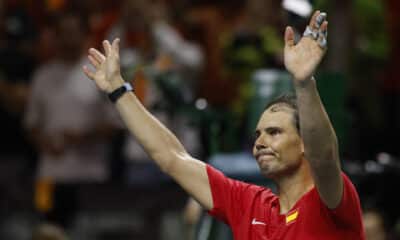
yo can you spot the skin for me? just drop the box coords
[253,105,314,213]
[285,11,342,210]
[253,106,304,179]
[363,211,386,240]
[83,10,342,213]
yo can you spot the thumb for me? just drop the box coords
[284,26,295,48]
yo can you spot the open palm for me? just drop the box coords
[284,11,328,81]
[83,39,124,93]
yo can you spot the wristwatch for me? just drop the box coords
[108,82,133,103]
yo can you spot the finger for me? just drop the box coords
[284,26,295,48]
[315,12,327,29]
[317,21,328,49]
[303,26,318,39]
[309,10,321,29]
[83,65,95,80]
[304,11,326,40]
[320,20,328,36]
[112,38,120,55]
[89,48,105,62]
[88,55,100,68]
[103,40,112,57]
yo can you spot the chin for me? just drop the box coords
[258,163,285,179]
[258,165,275,178]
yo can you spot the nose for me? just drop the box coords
[254,135,267,151]
[255,143,266,151]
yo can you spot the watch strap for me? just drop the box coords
[108,82,133,103]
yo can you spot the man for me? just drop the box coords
[83,11,365,239]
[25,12,120,227]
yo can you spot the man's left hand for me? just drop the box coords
[284,11,328,82]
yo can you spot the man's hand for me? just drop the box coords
[83,39,124,93]
[284,11,328,82]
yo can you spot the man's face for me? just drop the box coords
[252,104,304,178]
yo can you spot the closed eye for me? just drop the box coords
[254,130,261,140]
[266,127,282,136]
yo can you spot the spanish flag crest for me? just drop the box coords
[285,209,299,225]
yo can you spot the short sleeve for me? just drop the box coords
[206,165,264,225]
[328,173,364,229]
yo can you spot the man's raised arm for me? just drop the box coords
[284,11,342,209]
[83,39,213,210]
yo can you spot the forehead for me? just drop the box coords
[256,105,296,130]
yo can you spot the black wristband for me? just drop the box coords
[108,82,133,103]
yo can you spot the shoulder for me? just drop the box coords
[206,164,274,200]
[206,164,276,224]
[305,172,363,229]
[306,172,360,205]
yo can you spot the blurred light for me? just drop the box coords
[282,0,313,18]
[195,98,207,110]
[365,160,384,173]
[377,152,391,165]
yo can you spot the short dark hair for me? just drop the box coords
[265,93,300,134]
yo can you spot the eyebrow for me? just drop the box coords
[254,126,282,135]
[269,105,282,112]
[269,104,293,113]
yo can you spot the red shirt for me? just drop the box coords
[207,165,365,240]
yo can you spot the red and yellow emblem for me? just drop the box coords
[285,209,299,225]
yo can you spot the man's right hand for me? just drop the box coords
[83,39,124,93]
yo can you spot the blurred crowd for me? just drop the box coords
[0,0,400,240]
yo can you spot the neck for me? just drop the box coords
[275,159,313,214]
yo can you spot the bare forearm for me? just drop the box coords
[294,77,339,168]
[115,91,215,208]
[114,84,188,172]
[295,77,344,208]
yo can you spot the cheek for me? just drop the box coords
[288,143,303,160]
[278,138,302,159]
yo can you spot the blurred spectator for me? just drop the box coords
[107,0,203,86]
[106,0,203,167]
[104,1,205,239]
[222,0,285,111]
[210,0,287,151]
[85,0,121,50]
[24,12,121,228]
